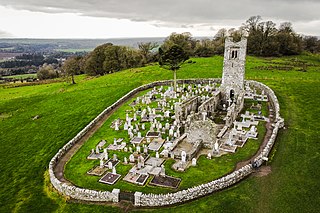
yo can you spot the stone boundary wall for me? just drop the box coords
[49,78,283,206]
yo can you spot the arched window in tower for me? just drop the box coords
[230,89,235,102]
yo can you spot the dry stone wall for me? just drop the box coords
[49,78,283,206]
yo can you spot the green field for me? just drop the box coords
[0,55,319,212]
[54,48,94,53]
[2,73,37,79]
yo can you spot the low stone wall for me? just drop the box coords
[49,78,283,206]
[135,164,253,206]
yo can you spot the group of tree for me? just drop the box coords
[61,42,158,83]
[60,16,320,84]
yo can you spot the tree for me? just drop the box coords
[159,44,189,91]
[162,32,196,56]
[37,63,57,80]
[138,42,158,64]
[62,56,82,84]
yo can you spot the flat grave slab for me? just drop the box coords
[149,175,181,188]
[146,131,161,138]
[145,157,165,167]
[172,160,188,171]
[106,142,126,151]
[130,137,144,145]
[99,172,121,185]
[104,159,120,167]
[87,152,103,160]
[220,144,237,153]
[148,138,165,151]
[87,165,108,176]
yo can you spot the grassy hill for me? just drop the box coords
[0,55,319,212]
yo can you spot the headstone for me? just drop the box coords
[104,150,108,160]
[115,121,119,131]
[113,138,117,145]
[133,113,137,121]
[95,146,100,154]
[112,166,116,174]
[138,132,142,138]
[113,154,117,161]
[192,158,197,166]
[100,159,104,168]
[141,124,145,130]
[129,154,135,163]
[124,157,128,164]
[124,122,128,130]
[91,148,94,154]
[170,152,175,159]
[108,161,113,169]
[124,147,128,152]
[156,152,160,159]
[144,147,148,154]
[181,151,186,162]
[136,146,141,153]
[207,152,212,159]
[129,147,133,153]
[169,129,174,136]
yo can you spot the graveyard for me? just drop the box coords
[1,53,319,212]
[62,38,274,196]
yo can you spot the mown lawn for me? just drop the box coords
[0,54,319,212]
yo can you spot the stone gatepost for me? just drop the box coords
[112,188,120,202]
[134,191,142,206]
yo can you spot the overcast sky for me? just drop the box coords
[0,0,319,38]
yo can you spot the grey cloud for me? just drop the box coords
[0,29,12,37]
[1,0,320,28]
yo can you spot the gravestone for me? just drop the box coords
[108,161,113,169]
[192,158,197,166]
[129,154,135,163]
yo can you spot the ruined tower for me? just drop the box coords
[220,37,247,104]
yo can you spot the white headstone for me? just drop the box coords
[112,166,116,174]
[136,146,141,153]
[192,158,197,166]
[156,152,160,159]
[95,146,100,154]
[124,157,128,164]
[181,151,186,162]
[129,147,133,153]
[113,154,117,161]
[108,161,113,169]
[100,159,104,168]
[207,152,212,159]
[129,154,135,163]
[115,121,119,131]
[124,122,128,130]
[138,132,142,138]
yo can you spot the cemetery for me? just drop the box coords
[49,37,284,206]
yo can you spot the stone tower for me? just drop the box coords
[220,37,247,104]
